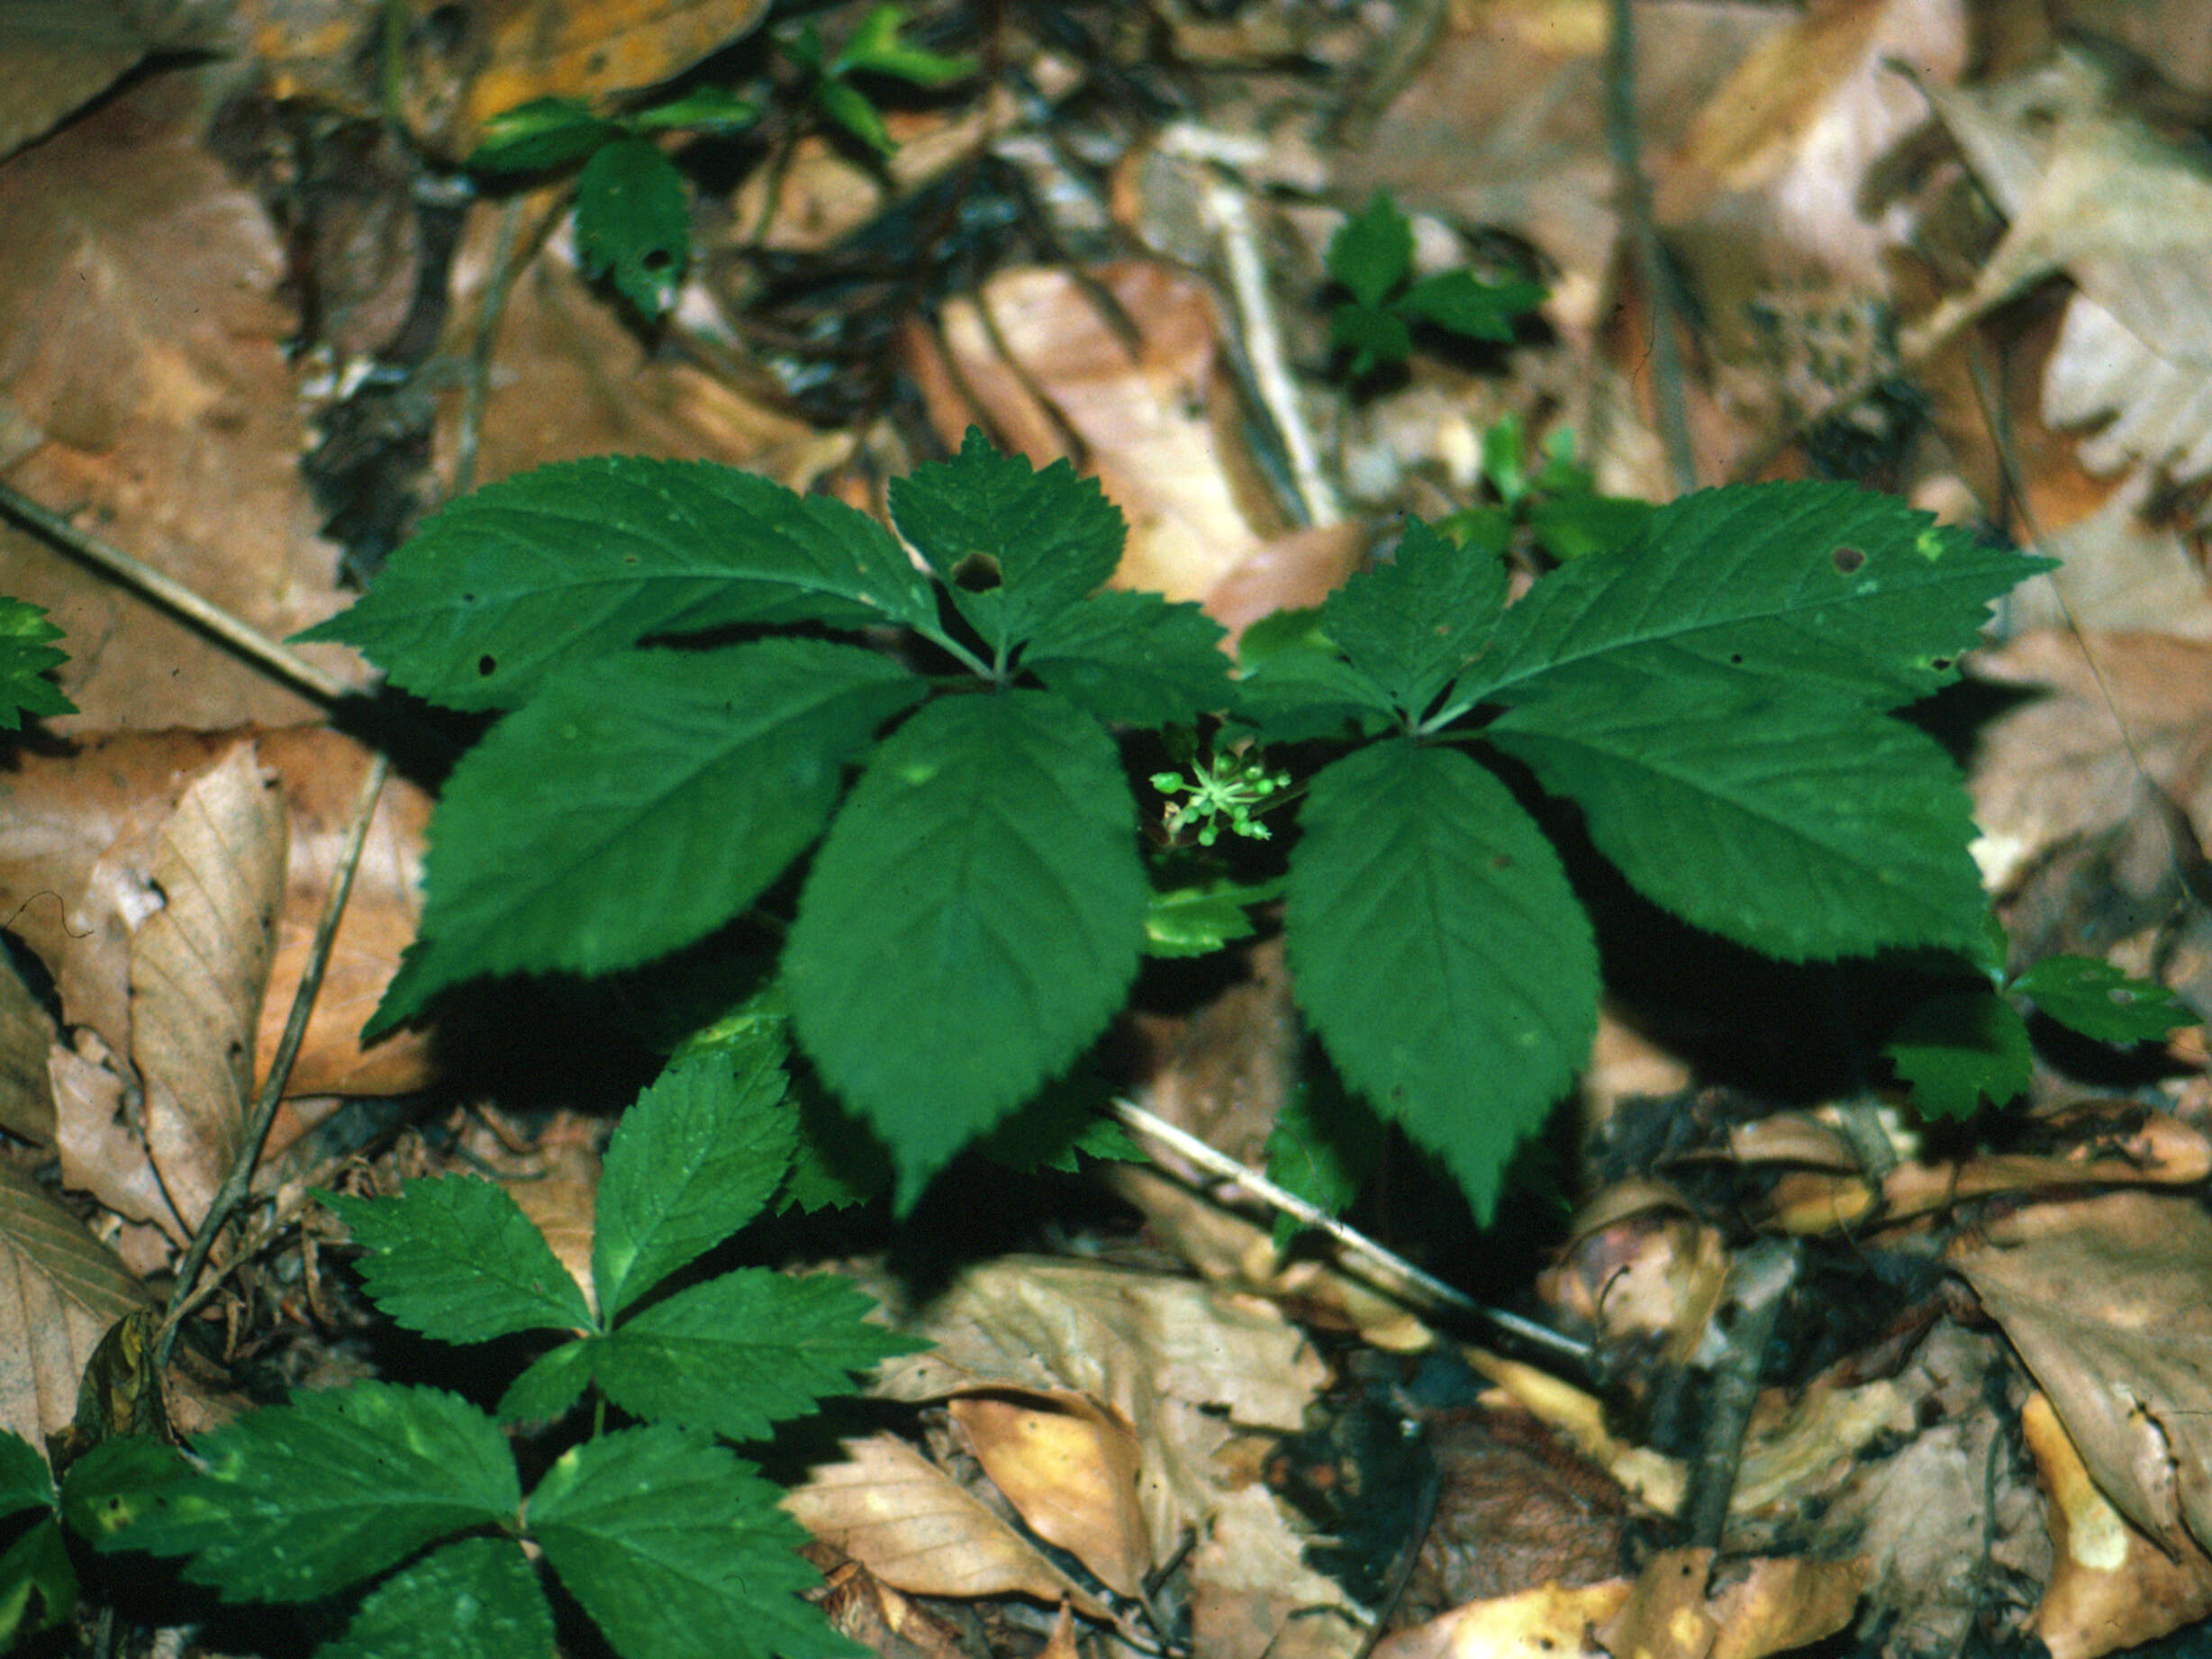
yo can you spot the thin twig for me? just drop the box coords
[157,749,391,1367]
[0,484,356,705]
[1603,0,1699,496]
[452,193,531,500]
[1110,1096,1592,1367]
[1677,1237,1797,1546]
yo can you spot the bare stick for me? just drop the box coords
[0,484,356,705]
[1110,1095,1591,1366]
[158,749,390,1365]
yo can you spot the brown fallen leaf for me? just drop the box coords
[0,1158,151,1461]
[782,1431,1108,1616]
[133,741,286,1235]
[2024,1389,2212,1659]
[948,1390,1151,1600]
[1950,1189,2212,1558]
[1373,1579,1627,1659]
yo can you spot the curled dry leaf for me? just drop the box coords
[1373,1579,1627,1659]
[0,1158,151,1460]
[132,741,286,1235]
[781,1430,1107,1617]
[947,1390,1151,1600]
[1950,1190,2212,1559]
[2024,1390,2212,1659]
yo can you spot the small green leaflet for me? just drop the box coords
[295,457,936,710]
[1320,517,1505,720]
[370,639,922,1030]
[0,1506,74,1649]
[1328,192,1413,310]
[467,96,620,173]
[0,597,73,730]
[321,1177,593,1343]
[2013,955,2196,1043]
[1396,269,1545,342]
[784,691,1147,1208]
[1460,482,2055,713]
[1263,1074,1385,1252]
[103,1384,518,1602]
[319,1536,554,1659]
[1489,662,1991,960]
[0,1432,48,1518]
[1886,990,2033,1120]
[528,1427,855,1659]
[1285,740,1599,1223]
[889,429,1126,652]
[576,138,690,318]
[1145,875,1285,956]
[593,1039,796,1322]
[519,1272,920,1443]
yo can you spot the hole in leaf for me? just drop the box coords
[1930,657,1953,671]
[642,248,674,271]
[1492,853,1513,870]
[952,552,1002,591]
[1832,545,1865,573]
[477,655,496,677]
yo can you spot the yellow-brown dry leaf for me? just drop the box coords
[781,1431,1107,1616]
[2024,1390,2212,1659]
[1706,1555,1867,1659]
[0,68,365,732]
[0,727,433,1107]
[1951,1190,2212,1557]
[0,1159,151,1462]
[948,1391,1150,1600]
[875,1256,1324,1560]
[132,742,286,1234]
[1374,1579,1628,1659]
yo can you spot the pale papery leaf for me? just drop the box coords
[131,743,286,1232]
[1951,1190,2212,1557]
[780,1432,1105,1614]
[0,1160,152,1459]
[948,1392,1151,1598]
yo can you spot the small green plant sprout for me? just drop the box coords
[467,86,763,319]
[0,595,74,728]
[54,1018,914,1659]
[1886,938,2200,1120]
[1436,414,1654,565]
[1152,734,1292,847]
[1325,191,1546,380]
[299,429,2051,1223]
[783,3,977,158]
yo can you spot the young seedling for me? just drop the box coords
[1325,191,1546,380]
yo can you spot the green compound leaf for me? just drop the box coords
[889,431,1126,651]
[0,1514,74,1649]
[576,137,690,318]
[467,96,618,173]
[105,1384,518,1603]
[373,640,922,1029]
[1321,518,1505,719]
[630,87,761,135]
[320,1177,592,1344]
[1328,192,1413,309]
[0,597,73,730]
[321,1536,553,1659]
[836,4,977,84]
[565,1272,919,1442]
[1231,643,1395,743]
[1020,589,1231,726]
[0,1432,50,1518]
[786,691,1147,1209]
[2012,955,2198,1044]
[1488,664,1990,960]
[1464,482,2055,712]
[815,76,893,155]
[1329,304,1412,378]
[594,1039,797,1324]
[496,1341,594,1427]
[1396,269,1544,342]
[297,457,934,711]
[529,1426,854,1659]
[1285,740,1600,1223]
[59,1435,188,1542]
[1887,990,2033,1120]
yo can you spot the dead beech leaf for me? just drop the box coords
[1373,1579,1627,1659]
[2024,1390,2212,1659]
[0,68,365,733]
[781,1432,1107,1616]
[133,743,286,1235]
[1950,1190,2212,1557]
[949,1391,1151,1599]
[0,959,56,1147]
[0,1158,151,1461]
